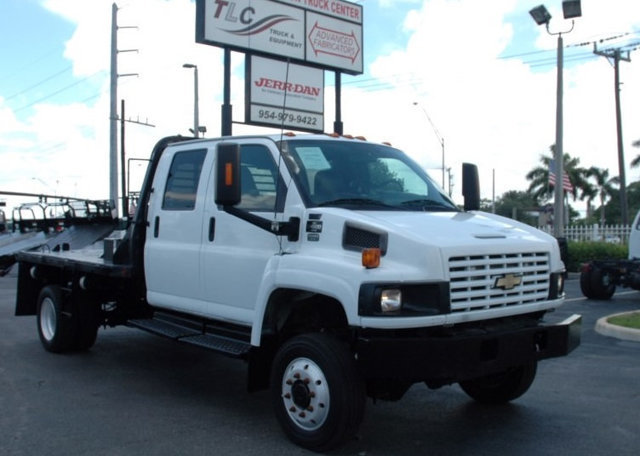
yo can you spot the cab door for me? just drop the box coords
[144,145,212,314]
[200,140,287,323]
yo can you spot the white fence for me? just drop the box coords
[538,224,631,244]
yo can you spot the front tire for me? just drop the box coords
[459,361,537,404]
[271,333,365,452]
[37,285,74,353]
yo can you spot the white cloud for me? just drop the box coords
[2,0,639,217]
[357,0,640,203]
[378,0,420,8]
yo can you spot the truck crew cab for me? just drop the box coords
[15,133,581,451]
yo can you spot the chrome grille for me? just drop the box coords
[448,252,550,312]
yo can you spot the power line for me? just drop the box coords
[0,47,62,84]
[500,31,639,61]
[526,51,598,67]
[4,66,72,101]
[12,70,107,114]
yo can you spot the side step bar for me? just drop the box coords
[128,311,251,358]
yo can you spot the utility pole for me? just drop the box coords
[109,3,118,215]
[594,43,632,225]
[110,3,139,218]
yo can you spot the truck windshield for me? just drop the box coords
[281,139,458,212]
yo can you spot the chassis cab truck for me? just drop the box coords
[580,210,640,299]
[15,134,581,451]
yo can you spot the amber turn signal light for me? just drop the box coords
[362,248,381,269]
[225,162,234,186]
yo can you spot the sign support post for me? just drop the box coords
[334,72,343,135]
[222,48,232,136]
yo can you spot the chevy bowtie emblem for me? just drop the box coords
[493,274,522,290]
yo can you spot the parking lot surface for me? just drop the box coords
[1,269,638,455]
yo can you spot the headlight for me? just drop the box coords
[557,273,565,295]
[380,289,402,312]
[549,272,565,299]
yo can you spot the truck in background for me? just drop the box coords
[14,133,581,451]
[581,210,640,299]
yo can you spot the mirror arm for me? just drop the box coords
[223,206,300,241]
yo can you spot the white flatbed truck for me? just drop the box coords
[15,133,581,451]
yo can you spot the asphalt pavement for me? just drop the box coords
[0,268,638,456]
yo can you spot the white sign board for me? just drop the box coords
[246,55,324,132]
[306,12,361,70]
[275,0,362,24]
[196,0,363,74]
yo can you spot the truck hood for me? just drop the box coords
[303,208,563,272]
[364,210,551,249]
[330,209,560,262]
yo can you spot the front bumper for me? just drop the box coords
[355,314,581,383]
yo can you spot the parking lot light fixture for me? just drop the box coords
[562,0,582,19]
[529,5,551,26]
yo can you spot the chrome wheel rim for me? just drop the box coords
[40,297,57,342]
[281,357,330,431]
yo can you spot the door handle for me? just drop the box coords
[208,217,215,242]
[154,216,160,238]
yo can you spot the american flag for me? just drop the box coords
[549,159,574,192]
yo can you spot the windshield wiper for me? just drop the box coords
[318,198,395,208]
[399,199,457,211]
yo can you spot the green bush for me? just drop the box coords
[566,241,628,272]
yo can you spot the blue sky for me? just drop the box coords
[1,0,639,214]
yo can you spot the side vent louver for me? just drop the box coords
[343,225,388,255]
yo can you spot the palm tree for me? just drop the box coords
[526,145,591,203]
[582,182,597,222]
[630,139,640,168]
[526,154,553,202]
[586,166,619,226]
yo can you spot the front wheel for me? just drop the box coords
[270,333,365,452]
[459,361,537,404]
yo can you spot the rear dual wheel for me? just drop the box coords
[580,265,615,300]
[37,285,99,353]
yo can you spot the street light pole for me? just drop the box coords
[183,63,199,138]
[529,1,582,238]
[413,102,445,189]
[554,32,565,237]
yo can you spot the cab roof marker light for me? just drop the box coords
[283,131,296,137]
[355,136,367,141]
[344,134,354,139]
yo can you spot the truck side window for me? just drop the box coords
[238,145,282,212]
[162,149,206,210]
